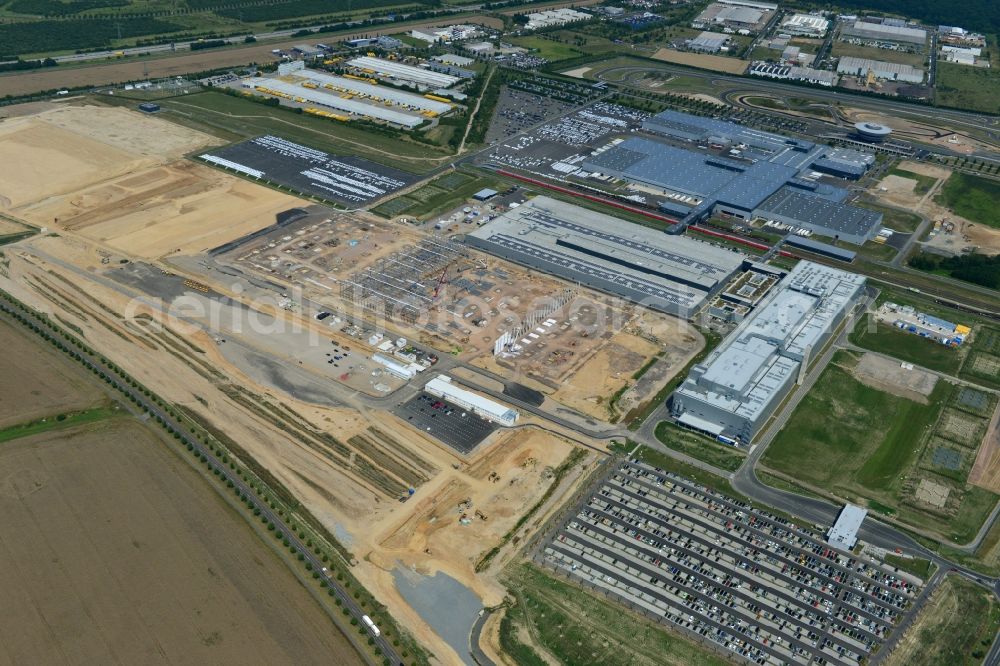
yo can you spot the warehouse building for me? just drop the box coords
[641,109,817,162]
[524,8,591,30]
[784,236,857,262]
[434,53,476,66]
[710,5,763,28]
[669,261,866,442]
[810,146,875,179]
[297,69,452,114]
[425,375,518,426]
[345,36,403,50]
[781,13,829,37]
[346,56,460,89]
[687,31,731,53]
[585,110,875,228]
[749,62,838,86]
[293,44,325,58]
[692,1,773,31]
[842,20,927,46]
[828,504,867,551]
[372,353,418,380]
[754,187,882,244]
[465,196,745,318]
[242,78,425,128]
[837,56,924,83]
[584,137,800,222]
[716,0,775,10]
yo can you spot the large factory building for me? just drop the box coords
[465,196,745,318]
[582,109,881,244]
[669,261,866,443]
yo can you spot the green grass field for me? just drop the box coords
[0,406,119,444]
[856,202,923,233]
[0,0,422,56]
[373,171,505,219]
[509,35,584,62]
[883,554,935,581]
[654,421,745,472]
[889,167,938,196]
[935,62,1000,114]
[764,354,997,542]
[764,356,942,496]
[756,471,824,501]
[961,327,1000,390]
[150,91,446,172]
[936,171,1000,230]
[850,316,964,375]
[500,563,731,666]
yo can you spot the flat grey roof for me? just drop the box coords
[467,196,744,312]
[827,504,868,551]
[674,260,865,424]
[784,235,857,261]
[642,109,815,153]
[755,187,882,237]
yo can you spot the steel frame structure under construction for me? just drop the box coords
[340,238,467,322]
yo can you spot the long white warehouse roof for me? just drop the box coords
[297,69,452,114]
[347,56,460,89]
[246,78,423,128]
[425,375,518,425]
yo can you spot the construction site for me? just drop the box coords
[212,203,700,420]
[0,102,601,664]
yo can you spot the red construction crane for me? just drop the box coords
[432,263,450,300]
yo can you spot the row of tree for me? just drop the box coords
[909,252,1000,289]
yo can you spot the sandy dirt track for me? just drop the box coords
[651,48,750,74]
[0,100,621,662]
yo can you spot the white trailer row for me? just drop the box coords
[297,69,451,115]
[346,56,460,89]
[243,78,424,128]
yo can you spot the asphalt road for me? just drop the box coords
[49,5,485,64]
[595,63,1000,158]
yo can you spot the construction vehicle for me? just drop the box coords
[183,279,209,293]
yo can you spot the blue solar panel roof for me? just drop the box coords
[584,137,797,211]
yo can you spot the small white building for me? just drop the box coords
[827,504,867,551]
[524,8,590,30]
[424,375,518,426]
[781,13,829,37]
[372,353,416,380]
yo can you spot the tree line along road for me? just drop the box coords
[0,290,404,666]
